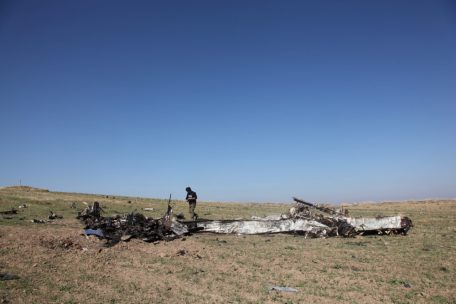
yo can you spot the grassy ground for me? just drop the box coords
[1,186,455,304]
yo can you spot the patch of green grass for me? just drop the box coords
[59,285,72,292]
[404,292,415,299]
[332,263,348,270]
[389,278,411,287]
[424,272,436,280]
[431,295,449,304]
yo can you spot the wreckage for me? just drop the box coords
[78,199,413,242]
[77,202,189,243]
[77,198,412,244]
[190,198,412,238]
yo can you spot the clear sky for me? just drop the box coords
[1,1,455,203]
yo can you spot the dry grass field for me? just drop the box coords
[1,186,455,303]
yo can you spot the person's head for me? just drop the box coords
[186,187,192,192]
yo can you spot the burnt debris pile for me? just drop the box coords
[77,202,188,244]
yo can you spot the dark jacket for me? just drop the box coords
[186,190,197,203]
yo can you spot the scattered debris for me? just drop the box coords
[268,286,298,292]
[176,249,188,256]
[31,219,47,224]
[143,208,154,211]
[29,211,63,223]
[48,211,63,220]
[0,273,19,281]
[0,208,17,215]
[84,228,104,237]
[18,204,27,209]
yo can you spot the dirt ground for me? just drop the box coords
[1,187,455,303]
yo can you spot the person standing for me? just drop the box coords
[185,187,198,220]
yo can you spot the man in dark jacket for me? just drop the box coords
[185,187,198,220]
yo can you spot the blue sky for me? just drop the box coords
[1,1,455,203]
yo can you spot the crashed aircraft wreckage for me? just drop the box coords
[77,198,412,244]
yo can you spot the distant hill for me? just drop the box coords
[1,185,49,192]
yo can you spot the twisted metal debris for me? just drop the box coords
[290,198,413,236]
[77,202,188,244]
[186,198,412,237]
[77,198,413,244]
